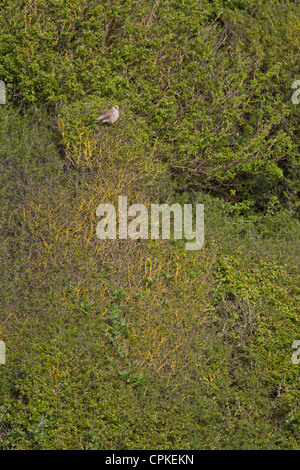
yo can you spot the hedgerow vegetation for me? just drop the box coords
[0,0,299,449]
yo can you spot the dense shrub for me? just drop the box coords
[1,0,299,211]
[0,0,299,450]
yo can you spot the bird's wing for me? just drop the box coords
[95,108,113,121]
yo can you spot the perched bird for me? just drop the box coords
[94,105,119,125]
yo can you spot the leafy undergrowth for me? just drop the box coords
[0,106,299,449]
[1,0,300,214]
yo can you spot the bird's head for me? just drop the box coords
[113,105,119,110]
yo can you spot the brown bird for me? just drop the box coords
[94,105,119,124]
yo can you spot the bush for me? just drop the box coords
[0,0,299,212]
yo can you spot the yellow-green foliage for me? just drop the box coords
[0,0,300,450]
[0,104,299,450]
